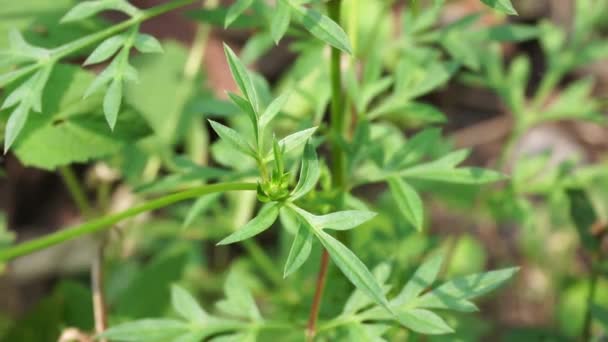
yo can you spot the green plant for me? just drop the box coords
[3,0,606,340]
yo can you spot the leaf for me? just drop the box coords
[259,91,291,129]
[343,263,392,314]
[566,188,600,251]
[267,126,317,160]
[395,309,454,335]
[4,103,29,154]
[393,253,444,306]
[388,177,424,231]
[290,142,320,200]
[224,0,254,28]
[183,193,222,228]
[311,210,377,231]
[84,34,126,65]
[208,120,256,159]
[290,3,352,54]
[133,34,164,54]
[223,44,259,113]
[387,128,441,169]
[283,223,313,277]
[271,1,291,44]
[103,77,123,129]
[61,0,140,22]
[216,270,261,321]
[100,319,189,342]
[480,0,518,15]
[171,285,208,323]
[315,229,391,312]
[217,202,280,245]
[414,267,519,310]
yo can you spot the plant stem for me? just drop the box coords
[306,249,330,341]
[582,256,600,341]
[59,166,93,217]
[0,182,257,261]
[306,2,345,339]
[92,239,108,342]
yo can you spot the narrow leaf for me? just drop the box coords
[4,103,29,153]
[100,319,189,342]
[315,229,391,312]
[290,4,352,54]
[387,177,423,231]
[312,210,377,231]
[268,126,317,160]
[171,285,208,323]
[217,203,280,245]
[225,0,254,28]
[84,35,126,65]
[480,0,518,15]
[290,142,320,200]
[283,223,313,277]
[393,253,444,306]
[396,309,454,335]
[223,44,259,113]
[208,120,256,158]
[271,1,291,44]
[259,91,291,129]
[103,78,122,129]
[134,34,164,54]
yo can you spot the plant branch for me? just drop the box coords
[306,249,330,341]
[92,239,108,342]
[0,182,257,261]
[582,254,600,341]
[59,166,93,217]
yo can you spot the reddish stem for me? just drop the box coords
[306,250,330,341]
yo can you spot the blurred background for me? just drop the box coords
[0,0,607,341]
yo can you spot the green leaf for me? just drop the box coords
[4,103,29,154]
[133,34,164,54]
[103,77,123,129]
[216,270,261,321]
[395,309,454,335]
[183,193,221,228]
[480,0,518,15]
[283,223,313,277]
[208,120,256,159]
[84,34,126,65]
[343,263,392,314]
[393,253,444,306]
[171,285,208,323]
[311,210,377,231]
[218,202,280,245]
[100,319,189,342]
[271,1,291,44]
[290,142,320,200]
[415,267,519,310]
[290,3,352,54]
[315,229,391,312]
[225,0,254,28]
[259,91,291,129]
[387,128,441,169]
[566,188,600,251]
[61,0,141,22]
[388,177,424,231]
[223,44,259,113]
[267,126,317,160]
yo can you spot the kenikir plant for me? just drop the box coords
[0,0,607,341]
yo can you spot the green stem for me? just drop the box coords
[59,166,93,217]
[0,182,257,261]
[44,0,195,63]
[328,0,346,193]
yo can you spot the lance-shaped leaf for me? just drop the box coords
[343,263,392,314]
[208,120,256,159]
[290,142,320,200]
[265,127,317,161]
[216,270,262,321]
[315,229,392,312]
[223,44,259,113]
[259,91,291,129]
[283,223,313,277]
[290,3,352,54]
[133,34,164,54]
[271,1,291,44]
[84,34,126,65]
[100,319,190,342]
[61,0,141,22]
[388,177,424,232]
[104,77,123,129]
[395,309,454,335]
[414,267,519,311]
[225,0,254,28]
[480,0,518,15]
[171,285,208,323]
[393,253,444,307]
[217,203,280,245]
[311,210,377,231]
